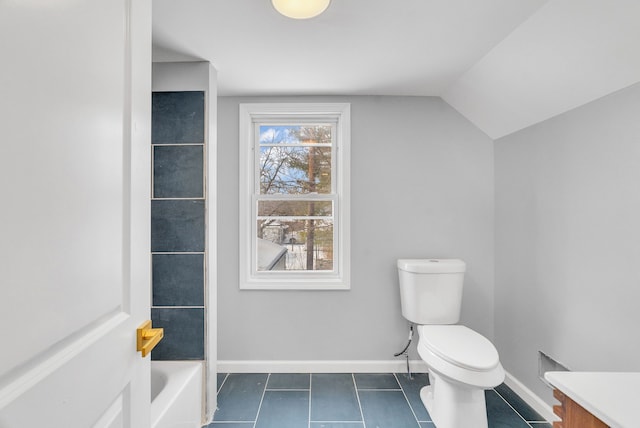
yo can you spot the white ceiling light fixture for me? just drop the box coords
[272,0,331,19]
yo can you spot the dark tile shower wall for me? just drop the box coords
[151,91,206,360]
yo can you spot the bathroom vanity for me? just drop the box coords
[545,372,640,428]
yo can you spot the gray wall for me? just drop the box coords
[218,96,494,361]
[495,82,640,404]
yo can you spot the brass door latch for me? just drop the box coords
[136,320,164,357]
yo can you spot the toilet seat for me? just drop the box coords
[417,324,505,389]
[417,325,499,371]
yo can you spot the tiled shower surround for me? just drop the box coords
[151,91,206,360]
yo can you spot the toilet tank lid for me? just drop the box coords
[397,259,466,273]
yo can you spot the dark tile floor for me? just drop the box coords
[207,373,552,428]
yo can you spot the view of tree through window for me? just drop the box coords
[257,124,334,271]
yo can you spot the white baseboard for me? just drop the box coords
[504,371,557,423]
[217,360,429,374]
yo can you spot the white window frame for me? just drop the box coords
[239,103,350,290]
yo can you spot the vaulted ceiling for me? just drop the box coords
[153,0,640,139]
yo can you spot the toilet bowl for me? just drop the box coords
[397,259,504,428]
[417,325,504,428]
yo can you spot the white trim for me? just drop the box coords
[504,371,557,423]
[239,103,351,290]
[205,65,218,426]
[217,360,429,374]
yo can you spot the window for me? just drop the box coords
[239,103,350,289]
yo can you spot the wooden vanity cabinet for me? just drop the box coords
[552,389,608,428]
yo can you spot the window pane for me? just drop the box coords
[257,219,333,271]
[259,146,331,194]
[259,125,331,145]
[258,200,332,217]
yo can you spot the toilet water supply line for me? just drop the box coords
[394,324,414,378]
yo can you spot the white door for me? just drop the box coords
[0,1,152,427]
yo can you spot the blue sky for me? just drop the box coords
[259,125,301,144]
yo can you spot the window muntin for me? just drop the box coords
[239,103,350,289]
[257,200,333,217]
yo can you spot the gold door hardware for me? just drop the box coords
[136,320,164,357]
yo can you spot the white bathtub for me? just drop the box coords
[151,361,203,428]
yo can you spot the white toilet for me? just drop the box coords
[397,259,504,428]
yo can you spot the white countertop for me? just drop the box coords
[545,371,640,428]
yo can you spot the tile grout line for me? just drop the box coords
[151,306,205,309]
[492,388,534,427]
[265,388,310,391]
[356,388,403,391]
[151,251,206,254]
[395,373,424,427]
[252,373,270,428]
[217,373,229,394]
[152,143,205,147]
[494,387,550,424]
[352,373,367,428]
[151,197,206,201]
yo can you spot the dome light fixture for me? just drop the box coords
[271,0,331,19]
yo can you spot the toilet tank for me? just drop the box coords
[397,259,466,325]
